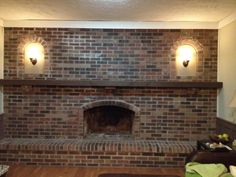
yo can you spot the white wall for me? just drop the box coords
[218,20,236,123]
[0,26,3,114]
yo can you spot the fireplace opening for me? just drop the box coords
[85,105,134,135]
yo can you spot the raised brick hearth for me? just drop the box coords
[0,28,218,167]
[0,138,195,167]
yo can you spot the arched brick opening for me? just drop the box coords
[171,38,204,80]
[17,35,49,78]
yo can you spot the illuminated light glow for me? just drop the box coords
[176,44,197,76]
[25,43,44,65]
[176,45,196,67]
[24,42,45,74]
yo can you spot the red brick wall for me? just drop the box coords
[4,28,217,81]
[3,28,218,141]
[4,86,217,140]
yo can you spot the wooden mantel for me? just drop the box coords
[0,79,223,89]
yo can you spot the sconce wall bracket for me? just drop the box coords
[30,58,37,65]
[183,60,190,67]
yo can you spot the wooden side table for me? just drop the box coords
[187,140,236,168]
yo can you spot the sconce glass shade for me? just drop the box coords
[24,42,45,74]
[176,45,196,67]
[229,92,236,108]
[25,43,44,65]
[176,44,197,76]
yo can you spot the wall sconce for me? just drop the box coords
[176,44,197,76]
[25,43,44,65]
[176,45,196,67]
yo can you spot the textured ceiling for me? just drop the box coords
[0,0,236,22]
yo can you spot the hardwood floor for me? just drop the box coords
[6,165,184,177]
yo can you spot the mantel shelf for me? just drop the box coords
[0,79,223,89]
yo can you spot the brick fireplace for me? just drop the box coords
[0,28,218,167]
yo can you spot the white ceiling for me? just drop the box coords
[0,0,236,22]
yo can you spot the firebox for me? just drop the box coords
[85,105,134,135]
[81,100,140,139]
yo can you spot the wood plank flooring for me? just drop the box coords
[6,165,184,177]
